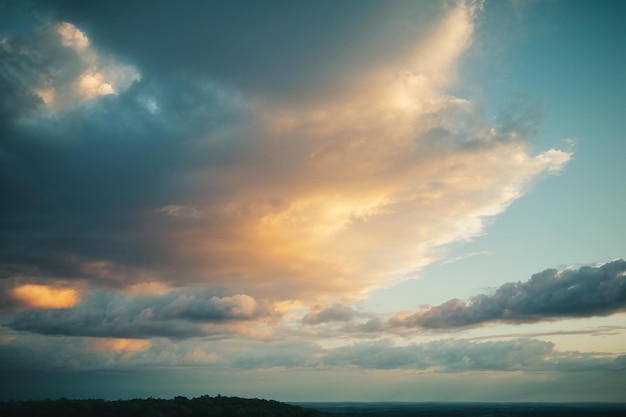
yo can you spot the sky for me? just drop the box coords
[0,0,625,403]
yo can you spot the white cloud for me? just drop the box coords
[56,22,90,51]
[1,21,139,114]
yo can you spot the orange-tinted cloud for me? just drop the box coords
[9,284,80,309]
[88,338,151,353]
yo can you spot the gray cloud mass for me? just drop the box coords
[6,291,266,338]
[391,260,626,329]
[302,304,357,324]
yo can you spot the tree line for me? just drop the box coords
[0,395,332,417]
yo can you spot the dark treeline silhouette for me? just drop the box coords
[0,395,331,417]
[2,397,626,417]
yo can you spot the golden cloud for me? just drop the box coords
[147,2,570,306]
[9,284,80,309]
[88,338,152,353]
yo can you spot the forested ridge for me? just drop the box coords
[0,395,331,417]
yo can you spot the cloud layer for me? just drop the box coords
[1,332,624,375]
[5,260,624,343]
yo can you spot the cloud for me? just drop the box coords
[391,260,626,329]
[466,325,626,341]
[321,338,626,373]
[0,333,320,372]
[442,250,491,264]
[6,290,269,338]
[2,332,622,375]
[0,75,248,291]
[8,284,80,309]
[0,333,225,371]
[0,2,571,321]
[89,337,152,353]
[302,304,357,325]
[0,21,138,118]
[0,280,83,312]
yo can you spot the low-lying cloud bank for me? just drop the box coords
[0,333,624,374]
[390,260,626,329]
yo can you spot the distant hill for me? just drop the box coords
[0,395,332,417]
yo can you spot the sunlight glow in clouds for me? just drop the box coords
[9,284,80,309]
[13,22,141,112]
[0,1,570,315]
[56,22,89,51]
[152,1,571,304]
[89,338,152,353]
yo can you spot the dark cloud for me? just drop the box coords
[391,260,626,329]
[37,0,447,103]
[302,303,356,324]
[6,290,267,338]
[0,19,142,121]
[0,21,251,290]
[0,23,69,124]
